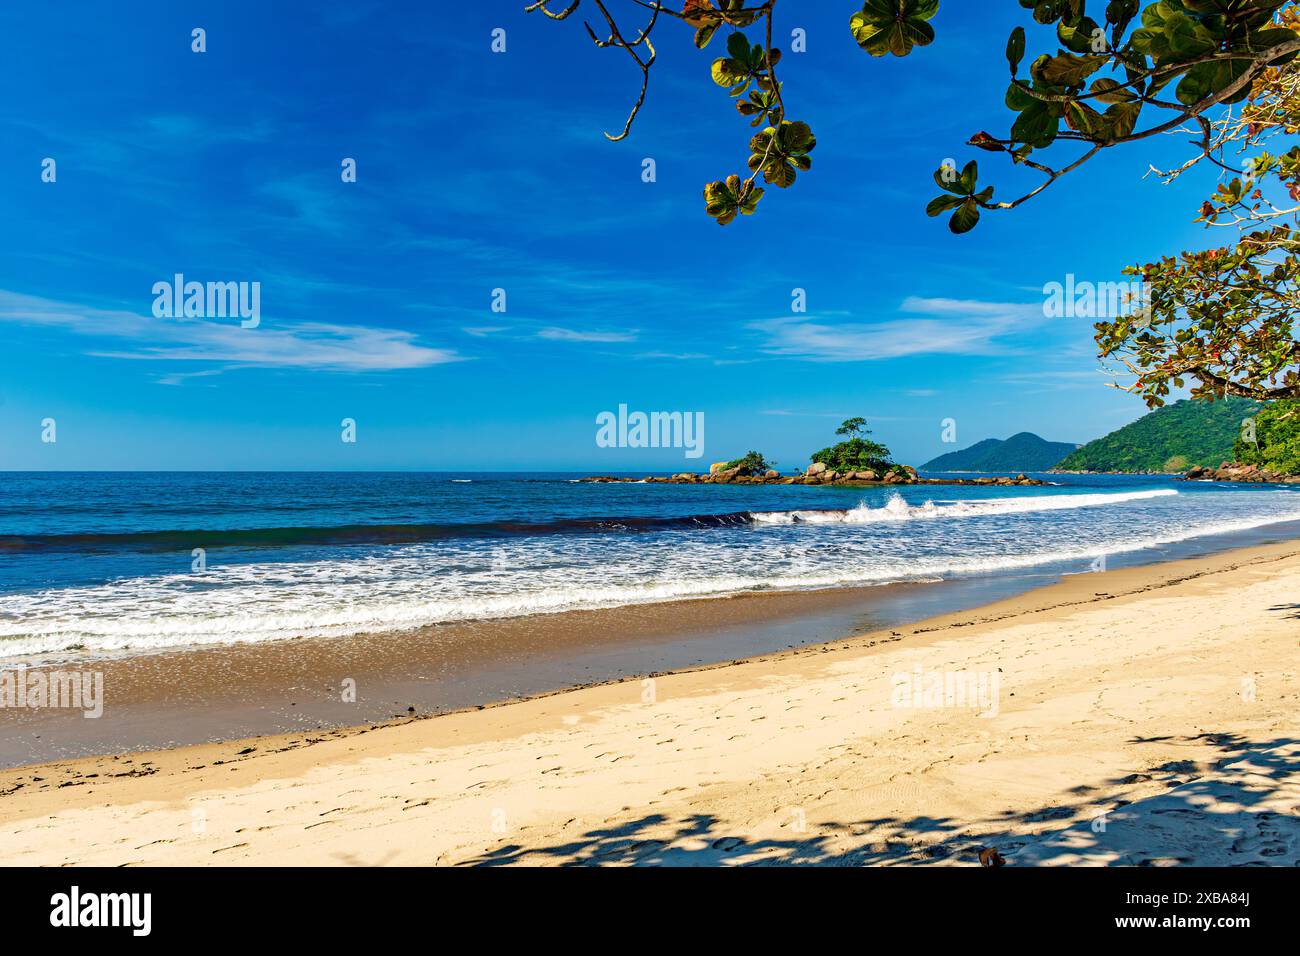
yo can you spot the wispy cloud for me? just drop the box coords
[637,351,710,361]
[763,409,904,422]
[761,409,847,419]
[997,367,1116,393]
[750,297,1046,362]
[0,290,463,378]
[537,326,638,343]
[142,113,276,146]
[258,177,352,235]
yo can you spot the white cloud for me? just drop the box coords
[0,290,463,376]
[537,326,638,343]
[761,409,847,418]
[750,297,1046,362]
[637,351,710,361]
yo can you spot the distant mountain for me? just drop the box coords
[1055,397,1262,473]
[922,432,1080,472]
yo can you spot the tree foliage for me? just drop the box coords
[726,450,775,473]
[812,418,895,472]
[1234,396,1300,469]
[1054,395,1261,469]
[528,1,1300,402]
[1096,7,1300,406]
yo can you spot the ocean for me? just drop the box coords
[2,471,1299,662]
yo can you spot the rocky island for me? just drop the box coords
[584,416,1049,486]
[583,461,1047,487]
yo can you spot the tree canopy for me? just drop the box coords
[527,1,1300,405]
[812,418,896,472]
[1234,396,1300,468]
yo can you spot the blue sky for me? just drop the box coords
[0,1,1226,470]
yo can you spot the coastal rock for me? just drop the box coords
[709,461,730,474]
[1182,461,1296,484]
[580,469,1047,487]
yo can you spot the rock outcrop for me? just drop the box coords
[1183,462,1300,484]
[582,469,1048,487]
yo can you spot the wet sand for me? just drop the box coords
[0,576,1039,767]
[0,539,1297,866]
[4,518,1300,768]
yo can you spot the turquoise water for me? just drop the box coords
[1,471,1298,659]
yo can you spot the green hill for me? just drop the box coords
[1055,397,1261,473]
[922,432,1080,472]
[1233,399,1300,475]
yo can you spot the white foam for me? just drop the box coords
[751,489,1178,525]
[2,487,1297,662]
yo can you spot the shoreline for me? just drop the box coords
[4,515,1300,768]
[1,537,1298,865]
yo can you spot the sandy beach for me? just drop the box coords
[1,540,1297,867]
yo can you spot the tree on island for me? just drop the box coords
[526,0,1300,409]
[725,450,775,474]
[811,418,896,473]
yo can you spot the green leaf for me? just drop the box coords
[703,174,763,226]
[926,194,965,217]
[747,120,815,190]
[1011,101,1061,148]
[1033,52,1105,87]
[1058,16,1102,54]
[1089,77,1136,104]
[1251,27,1299,51]
[949,198,980,234]
[959,159,978,193]
[850,0,940,58]
[779,120,815,151]
[1064,99,1106,137]
[1007,26,1026,74]
[1175,62,1215,106]
[1100,100,1141,141]
[694,22,720,49]
[1005,80,1037,111]
[934,164,963,193]
[711,56,747,89]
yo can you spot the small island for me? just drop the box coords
[583,418,1048,487]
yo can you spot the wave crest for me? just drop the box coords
[750,489,1179,525]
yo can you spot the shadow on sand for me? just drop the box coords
[464,733,1300,866]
